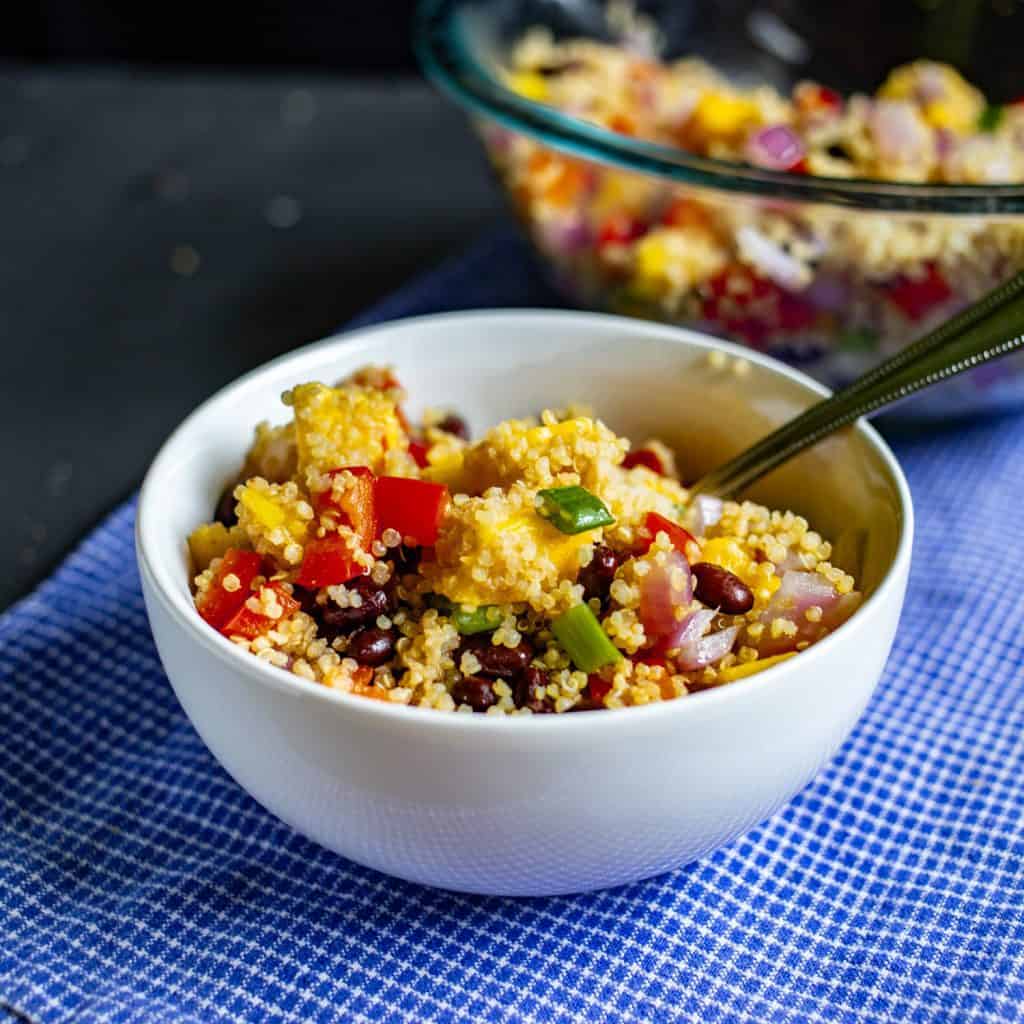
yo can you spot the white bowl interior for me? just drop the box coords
[140,311,907,634]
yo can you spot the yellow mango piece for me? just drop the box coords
[422,449,467,488]
[718,652,797,682]
[236,482,310,552]
[287,382,406,474]
[699,538,751,578]
[699,537,777,595]
[239,486,285,530]
[506,71,549,103]
[692,92,759,136]
[188,522,248,572]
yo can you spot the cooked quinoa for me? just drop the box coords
[188,366,861,714]
[482,28,1024,402]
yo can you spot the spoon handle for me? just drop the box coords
[691,269,1024,500]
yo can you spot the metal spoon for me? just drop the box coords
[691,269,1024,500]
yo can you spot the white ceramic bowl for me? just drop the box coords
[137,310,913,897]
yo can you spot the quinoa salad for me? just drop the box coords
[482,29,1024,403]
[188,366,860,715]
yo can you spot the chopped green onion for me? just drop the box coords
[452,604,503,635]
[552,603,623,673]
[978,104,1003,133]
[536,485,615,535]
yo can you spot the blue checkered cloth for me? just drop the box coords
[3,231,1023,1024]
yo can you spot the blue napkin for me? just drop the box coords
[3,231,1023,1024]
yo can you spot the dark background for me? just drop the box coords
[2,0,1023,611]
[0,1,506,611]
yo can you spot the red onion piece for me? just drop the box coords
[677,625,739,671]
[538,215,592,255]
[691,495,723,536]
[775,570,840,615]
[736,226,809,290]
[638,551,693,648]
[869,101,932,164]
[805,272,852,313]
[758,571,862,654]
[746,125,806,171]
[665,607,716,659]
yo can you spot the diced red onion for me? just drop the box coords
[736,226,810,290]
[691,495,723,536]
[869,101,932,164]
[638,551,693,647]
[805,273,851,313]
[665,607,716,658]
[774,570,841,616]
[746,125,806,171]
[538,216,592,255]
[758,571,862,654]
[676,625,739,671]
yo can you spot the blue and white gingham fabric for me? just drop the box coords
[3,231,1023,1024]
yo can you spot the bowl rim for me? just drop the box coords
[137,308,914,734]
[413,0,1024,215]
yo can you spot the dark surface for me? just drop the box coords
[0,65,507,610]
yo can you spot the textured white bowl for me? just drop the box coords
[137,310,913,896]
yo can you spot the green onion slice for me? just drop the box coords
[978,104,1003,133]
[451,604,503,636]
[552,603,623,673]
[536,486,615,535]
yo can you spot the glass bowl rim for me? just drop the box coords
[413,0,1024,215]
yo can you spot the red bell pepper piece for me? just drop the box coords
[598,212,647,248]
[408,439,430,469]
[645,512,696,557]
[375,476,449,546]
[221,582,300,639]
[586,674,613,704]
[196,548,263,630]
[884,264,951,321]
[295,534,368,589]
[701,265,815,345]
[316,466,376,551]
[623,448,664,474]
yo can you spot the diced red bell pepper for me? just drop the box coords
[196,548,263,630]
[623,448,664,474]
[796,83,842,114]
[375,476,450,546]
[586,674,613,704]
[598,212,647,248]
[659,197,712,231]
[316,466,376,551]
[645,512,696,556]
[701,265,815,346]
[408,439,430,469]
[884,264,952,321]
[221,582,300,639]
[295,534,368,589]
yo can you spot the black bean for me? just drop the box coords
[346,626,397,666]
[691,562,754,615]
[293,585,322,618]
[437,413,469,441]
[461,635,533,677]
[514,667,554,714]
[536,59,584,77]
[577,544,621,606]
[320,578,392,638]
[214,484,238,527]
[391,544,421,575]
[452,675,496,712]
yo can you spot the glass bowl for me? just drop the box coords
[414,0,1024,417]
